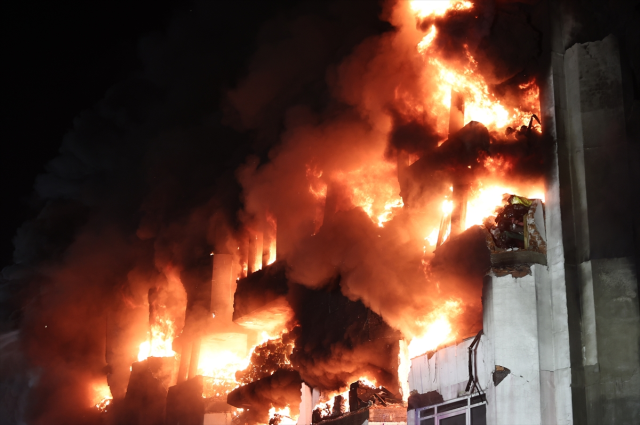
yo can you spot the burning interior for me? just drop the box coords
[4,0,639,425]
[99,1,548,422]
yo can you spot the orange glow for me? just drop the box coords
[425,228,439,247]
[442,199,453,214]
[408,300,462,358]
[91,381,112,412]
[198,330,288,398]
[465,183,545,229]
[332,161,403,228]
[417,25,437,53]
[266,214,277,265]
[356,376,379,388]
[313,388,350,419]
[137,317,176,362]
[407,0,540,134]
[431,57,521,131]
[269,406,298,424]
[409,0,473,18]
[198,349,250,388]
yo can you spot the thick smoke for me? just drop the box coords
[0,2,316,422]
[233,0,545,349]
[0,0,557,422]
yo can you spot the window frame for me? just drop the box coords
[415,394,486,425]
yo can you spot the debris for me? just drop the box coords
[348,380,402,412]
[482,195,547,276]
[492,264,531,278]
[487,195,533,249]
[505,114,541,139]
[407,390,444,410]
[493,365,511,386]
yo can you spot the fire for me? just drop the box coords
[332,161,403,228]
[266,214,277,265]
[137,317,176,362]
[198,329,290,398]
[356,376,379,388]
[407,1,541,133]
[269,406,298,424]
[465,183,545,229]
[198,350,250,387]
[377,198,404,227]
[408,300,462,358]
[417,25,436,53]
[409,0,473,18]
[91,381,112,412]
[424,228,439,247]
[313,388,350,419]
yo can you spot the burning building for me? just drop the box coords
[1,1,639,425]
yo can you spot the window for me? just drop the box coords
[416,395,486,425]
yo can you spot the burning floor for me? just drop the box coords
[89,1,552,423]
[10,0,637,424]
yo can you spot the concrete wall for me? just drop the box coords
[544,2,640,422]
[482,271,543,425]
[407,261,575,425]
[563,34,640,425]
[408,336,488,401]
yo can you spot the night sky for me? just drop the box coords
[2,0,299,270]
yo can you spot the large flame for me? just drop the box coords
[409,2,540,134]
[198,330,288,398]
[409,0,473,18]
[408,300,462,358]
[137,317,177,362]
[466,183,545,229]
[269,406,298,424]
[308,160,404,228]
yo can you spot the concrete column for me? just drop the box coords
[297,383,313,425]
[482,271,543,425]
[563,35,640,424]
[211,254,234,322]
[248,232,263,274]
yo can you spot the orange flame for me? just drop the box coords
[409,0,473,18]
[408,300,462,358]
[91,381,112,412]
[269,406,298,424]
[137,317,176,362]
[198,330,288,398]
[407,1,540,134]
[332,161,403,228]
[465,183,544,229]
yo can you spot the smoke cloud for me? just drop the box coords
[0,0,556,422]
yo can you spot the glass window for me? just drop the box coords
[439,412,466,425]
[420,408,434,417]
[471,404,487,425]
[470,395,486,405]
[413,394,486,425]
[438,399,468,413]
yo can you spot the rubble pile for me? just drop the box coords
[235,332,296,384]
[312,380,403,424]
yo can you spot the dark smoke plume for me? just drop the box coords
[0,0,575,422]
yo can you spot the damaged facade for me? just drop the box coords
[15,1,637,425]
[405,3,640,425]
